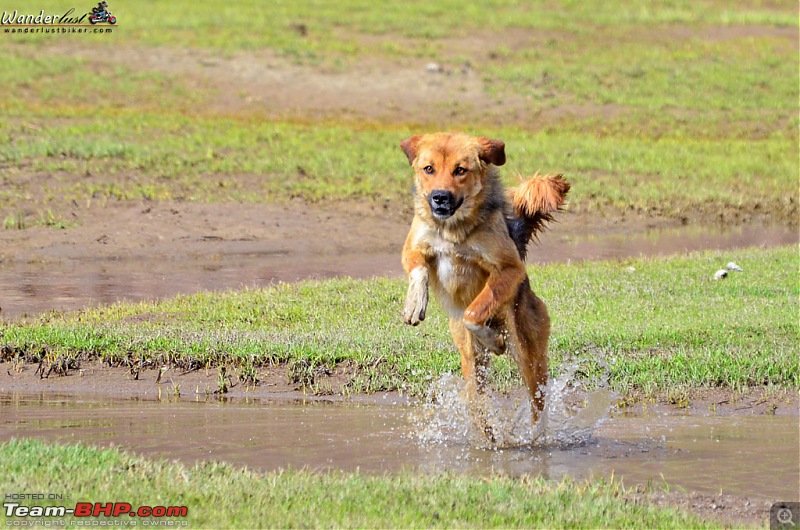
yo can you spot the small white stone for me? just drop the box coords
[726,261,743,272]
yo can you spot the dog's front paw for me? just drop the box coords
[464,320,505,354]
[403,296,427,326]
[403,267,428,326]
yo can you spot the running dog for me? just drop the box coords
[400,132,569,432]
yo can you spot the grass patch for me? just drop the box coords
[2,211,25,229]
[484,28,796,113]
[0,1,796,222]
[0,110,795,219]
[1,246,796,397]
[3,0,795,55]
[0,438,714,528]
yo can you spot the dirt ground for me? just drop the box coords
[33,23,797,127]
[624,491,779,529]
[1,358,796,415]
[1,198,794,320]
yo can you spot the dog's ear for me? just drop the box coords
[400,135,422,165]
[478,137,506,167]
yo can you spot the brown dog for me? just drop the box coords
[399,132,569,433]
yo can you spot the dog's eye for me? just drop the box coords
[454,166,467,176]
[423,165,434,175]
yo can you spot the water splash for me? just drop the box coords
[533,360,616,446]
[413,359,616,449]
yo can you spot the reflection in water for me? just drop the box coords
[1,392,797,501]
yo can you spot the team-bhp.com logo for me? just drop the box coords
[1,2,117,33]
[4,501,188,526]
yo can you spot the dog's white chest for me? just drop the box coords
[431,240,460,281]
[435,252,459,290]
[429,239,484,314]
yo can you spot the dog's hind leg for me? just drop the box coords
[508,284,550,423]
[449,317,495,441]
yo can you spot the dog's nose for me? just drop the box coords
[430,190,453,207]
[428,189,462,219]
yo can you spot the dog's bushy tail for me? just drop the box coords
[506,173,570,260]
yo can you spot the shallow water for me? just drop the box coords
[1,391,797,501]
[0,223,794,319]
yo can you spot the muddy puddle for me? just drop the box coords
[0,222,795,320]
[1,391,797,501]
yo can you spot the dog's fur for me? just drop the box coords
[399,132,569,431]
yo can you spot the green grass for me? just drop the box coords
[0,110,795,219]
[2,246,796,397]
[0,0,797,223]
[0,438,715,529]
[3,0,795,55]
[485,30,796,112]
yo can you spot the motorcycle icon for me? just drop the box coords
[89,9,116,24]
[88,2,116,25]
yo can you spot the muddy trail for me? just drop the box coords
[0,200,795,320]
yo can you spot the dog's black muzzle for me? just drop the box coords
[427,190,463,220]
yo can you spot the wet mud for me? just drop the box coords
[0,200,795,320]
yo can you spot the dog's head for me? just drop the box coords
[400,132,505,222]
